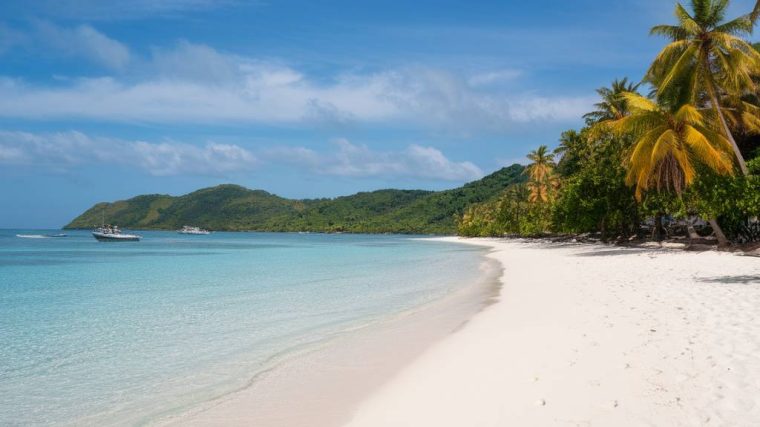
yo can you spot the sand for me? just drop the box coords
[159,251,501,427]
[346,238,760,427]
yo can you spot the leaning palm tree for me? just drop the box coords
[648,0,760,175]
[611,93,734,198]
[610,92,735,244]
[525,145,557,203]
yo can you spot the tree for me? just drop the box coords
[583,77,641,123]
[611,93,735,198]
[648,0,760,175]
[554,129,586,177]
[610,93,736,244]
[525,145,557,203]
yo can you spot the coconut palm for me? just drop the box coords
[525,145,555,182]
[647,0,760,175]
[611,93,736,244]
[554,129,587,176]
[610,93,735,199]
[722,93,760,136]
[525,145,557,203]
[583,78,641,123]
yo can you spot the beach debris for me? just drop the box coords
[612,400,619,408]
[535,398,546,407]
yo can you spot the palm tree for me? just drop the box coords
[525,145,555,182]
[583,78,641,123]
[611,93,734,198]
[648,0,760,175]
[525,145,557,203]
[554,129,586,176]
[610,92,735,244]
[554,129,583,158]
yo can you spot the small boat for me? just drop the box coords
[177,225,211,235]
[92,226,141,242]
[16,233,68,238]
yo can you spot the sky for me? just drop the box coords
[0,0,757,228]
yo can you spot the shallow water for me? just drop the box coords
[0,230,486,425]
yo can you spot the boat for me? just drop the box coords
[177,225,211,235]
[16,233,68,238]
[92,225,141,242]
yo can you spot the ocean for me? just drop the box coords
[0,230,489,425]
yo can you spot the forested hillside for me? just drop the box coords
[65,164,525,234]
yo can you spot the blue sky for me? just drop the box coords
[0,0,756,228]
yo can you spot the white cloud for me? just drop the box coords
[0,131,481,181]
[0,130,258,176]
[149,40,243,83]
[0,40,592,132]
[268,138,483,181]
[133,140,258,176]
[508,95,599,122]
[35,22,131,69]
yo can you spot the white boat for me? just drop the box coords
[177,225,211,235]
[92,226,141,242]
[16,233,68,238]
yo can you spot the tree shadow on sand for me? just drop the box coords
[572,248,653,257]
[697,275,760,285]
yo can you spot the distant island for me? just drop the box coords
[65,165,525,234]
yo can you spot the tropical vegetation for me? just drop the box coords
[458,0,760,246]
[65,165,526,234]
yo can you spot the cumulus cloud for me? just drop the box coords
[268,138,483,181]
[0,131,481,181]
[35,22,131,69]
[0,130,258,176]
[0,37,592,132]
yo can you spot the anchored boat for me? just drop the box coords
[177,226,211,235]
[92,225,141,242]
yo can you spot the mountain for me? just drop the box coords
[65,164,526,234]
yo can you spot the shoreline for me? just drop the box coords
[346,237,760,426]
[158,240,501,426]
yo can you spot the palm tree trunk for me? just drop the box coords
[709,218,729,247]
[705,78,749,175]
[653,213,665,241]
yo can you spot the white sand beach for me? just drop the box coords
[346,238,760,427]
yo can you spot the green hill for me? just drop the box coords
[65,164,525,234]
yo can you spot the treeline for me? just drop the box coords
[459,0,760,245]
[65,165,526,234]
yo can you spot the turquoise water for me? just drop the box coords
[0,230,486,425]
